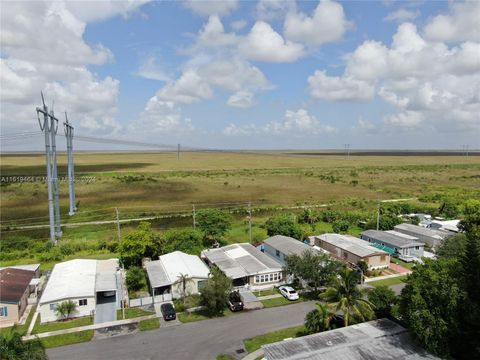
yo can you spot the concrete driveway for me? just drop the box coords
[95,295,117,324]
[48,301,317,360]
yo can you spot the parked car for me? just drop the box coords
[279,286,299,301]
[228,290,244,311]
[160,303,176,321]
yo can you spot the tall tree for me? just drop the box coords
[200,267,232,316]
[304,303,334,334]
[284,250,341,292]
[368,286,397,318]
[320,270,374,326]
[196,209,232,246]
[164,229,203,254]
[119,222,162,268]
[126,266,146,292]
[265,214,303,239]
[399,258,465,358]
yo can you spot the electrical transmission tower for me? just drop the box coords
[64,112,76,215]
[36,93,62,243]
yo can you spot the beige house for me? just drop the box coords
[315,234,390,270]
[0,268,35,327]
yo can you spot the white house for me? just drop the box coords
[145,251,210,299]
[201,243,284,290]
[38,259,121,323]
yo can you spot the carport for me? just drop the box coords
[95,272,118,324]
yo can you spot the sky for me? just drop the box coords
[1,0,479,150]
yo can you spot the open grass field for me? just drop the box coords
[1,151,479,268]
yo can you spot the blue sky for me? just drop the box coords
[1,1,479,150]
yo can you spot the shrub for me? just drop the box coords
[126,267,146,292]
[332,220,349,233]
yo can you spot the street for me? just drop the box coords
[47,301,317,360]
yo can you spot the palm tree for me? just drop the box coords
[55,300,77,320]
[305,302,334,334]
[320,269,375,326]
[0,327,47,360]
[174,273,194,303]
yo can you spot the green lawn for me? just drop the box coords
[117,307,154,320]
[138,318,160,331]
[391,258,416,270]
[253,288,278,297]
[178,308,234,323]
[37,330,94,349]
[243,325,307,353]
[31,315,93,334]
[216,355,236,360]
[368,275,407,287]
[261,297,293,308]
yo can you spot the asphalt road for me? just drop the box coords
[47,301,317,360]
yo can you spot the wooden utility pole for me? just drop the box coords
[192,204,196,229]
[248,202,252,243]
[115,208,121,242]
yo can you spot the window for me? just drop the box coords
[0,307,7,317]
[278,272,282,280]
[79,299,87,306]
[275,250,280,257]
[197,280,206,290]
[49,303,57,311]
[273,273,278,281]
[255,276,260,283]
[343,251,348,260]
[380,255,386,262]
[415,246,419,250]
[269,274,273,282]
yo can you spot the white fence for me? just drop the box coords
[129,293,172,308]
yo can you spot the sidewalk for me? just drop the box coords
[22,314,156,341]
[364,271,411,283]
[242,349,264,360]
[257,294,282,301]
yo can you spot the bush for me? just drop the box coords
[265,214,303,239]
[332,220,349,233]
[126,267,146,292]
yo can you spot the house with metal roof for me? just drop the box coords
[360,230,425,259]
[0,268,35,327]
[145,251,210,299]
[262,235,316,265]
[262,318,439,360]
[201,243,284,290]
[394,223,452,249]
[38,259,123,323]
[315,234,390,270]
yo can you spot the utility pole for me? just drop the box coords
[36,93,56,244]
[64,113,76,216]
[344,144,350,159]
[177,143,180,160]
[49,103,62,237]
[115,208,121,243]
[192,204,196,229]
[248,202,252,243]
[376,201,381,231]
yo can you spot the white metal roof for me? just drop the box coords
[39,259,119,304]
[39,259,97,304]
[317,234,388,258]
[146,251,210,288]
[201,243,283,279]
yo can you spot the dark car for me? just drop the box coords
[228,290,244,312]
[160,303,176,321]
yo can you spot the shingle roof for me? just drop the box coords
[317,234,388,258]
[361,230,424,248]
[262,318,439,360]
[201,243,283,279]
[0,268,34,303]
[264,235,313,256]
[146,251,210,288]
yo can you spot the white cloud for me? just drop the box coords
[63,1,149,22]
[155,69,213,104]
[423,1,480,43]
[136,56,170,81]
[383,111,424,129]
[227,91,254,108]
[383,8,419,23]
[223,123,258,136]
[239,21,305,63]
[184,0,238,16]
[265,108,336,135]
[231,19,247,31]
[284,0,351,47]
[196,15,238,49]
[308,70,375,101]
[255,0,296,21]
[129,96,194,136]
[0,1,143,134]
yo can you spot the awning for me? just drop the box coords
[371,242,396,255]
